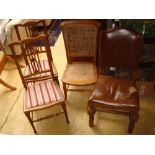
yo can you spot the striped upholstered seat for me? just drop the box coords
[24,60,58,78]
[9,35,69,134]
[24,79,64,111]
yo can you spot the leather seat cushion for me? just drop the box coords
[89,75,139,112]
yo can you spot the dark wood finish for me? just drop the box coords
[61,20,100,100]
[88,27,142,134]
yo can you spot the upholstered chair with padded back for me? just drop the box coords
[88,27,142,134]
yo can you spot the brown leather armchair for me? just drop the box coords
[88,27,142,134]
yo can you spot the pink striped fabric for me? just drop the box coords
[24,60,58,77]
[25,79,63,110]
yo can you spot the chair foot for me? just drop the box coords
[87,106,95,127]
[34,131,38,135]
[128,113,139,134]
[61,103,70,123]
[24,112,38,134]
[89,119,94,127]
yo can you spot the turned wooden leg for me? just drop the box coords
[63,82,67,100]
[128,113,139,134]
[87,104,95,127]
[24,112,38,134]
[61,102,70,123]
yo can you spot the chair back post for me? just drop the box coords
[43,35,55,77]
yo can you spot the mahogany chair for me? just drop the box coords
[14,20,59,84]
[9,34,69,134]
[88,28,142,134]
[61,20,100,100]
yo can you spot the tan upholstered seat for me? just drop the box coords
[62,62,97,85]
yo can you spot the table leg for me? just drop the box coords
[0,54,23,91]
[0,78,16,90]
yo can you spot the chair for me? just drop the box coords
[14,20,48,40]
[14,20,59,84]
[4,19,54,55]
[61,20,100,100]
[88,28,142,133]
[9,34,69,134]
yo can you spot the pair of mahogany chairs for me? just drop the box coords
[61,20,142,134]
[9,20,69,134]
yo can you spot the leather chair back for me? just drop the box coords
[99,28,142,70]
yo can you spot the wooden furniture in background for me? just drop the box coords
[14,20,48,40]
[0,52,16,90]
[88,28,142,133]
[14,20,59,84]
[0,38,18,90]
[61,20,100,100]
[9,35,69,134]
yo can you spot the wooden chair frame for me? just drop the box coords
[88,28,143,134]
[9,35,69,134]
[14,20,47,40]
[61,20,100,100]
[14,20,59,85]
